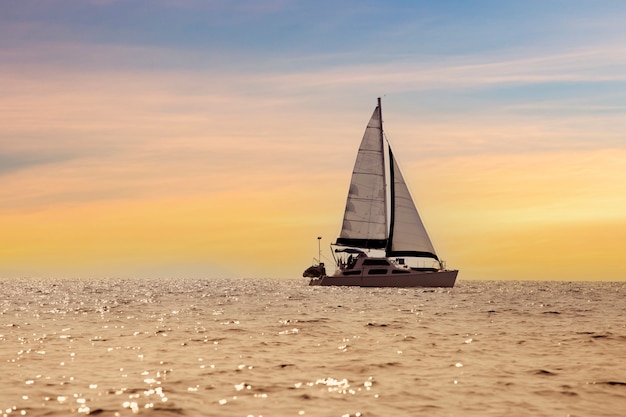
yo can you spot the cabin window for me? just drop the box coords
[362,259,390,266]
[411,267,438,273]
[342,270,361,276]
[368,269,388,275]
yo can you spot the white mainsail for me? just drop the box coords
[335,105,387,249]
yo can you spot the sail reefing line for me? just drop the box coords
[335,97,439,261]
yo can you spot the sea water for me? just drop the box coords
[0,278,624,417]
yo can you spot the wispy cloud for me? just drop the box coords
[0,152,77,176]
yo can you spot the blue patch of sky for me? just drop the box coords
[0,2,611,51]
[2,0,625,73]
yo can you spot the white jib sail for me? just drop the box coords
[388,150,438,259]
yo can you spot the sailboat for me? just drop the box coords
[306,98,458,287]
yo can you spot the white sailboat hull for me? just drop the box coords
[309,269,458,288]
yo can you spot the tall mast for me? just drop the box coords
[377,97,389,244]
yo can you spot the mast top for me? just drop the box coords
[377,97,383,134]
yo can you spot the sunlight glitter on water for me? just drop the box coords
[1,278,625,416]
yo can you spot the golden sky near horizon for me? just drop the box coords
[1,70,624,280]
[1,1,625,281]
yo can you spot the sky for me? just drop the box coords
[1,0,625,281]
